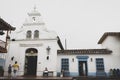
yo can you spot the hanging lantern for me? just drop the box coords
[46,46,51,55]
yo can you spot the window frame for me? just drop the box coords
[26,30,32,39]
[34,30,39,39]
[96,58,105,72]
[61,58,69,71]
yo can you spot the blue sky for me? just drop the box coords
[0,0,120,49]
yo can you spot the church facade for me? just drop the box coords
[4,8,63,76]
[3,8,120,77]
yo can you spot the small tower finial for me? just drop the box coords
[34,5,36,11]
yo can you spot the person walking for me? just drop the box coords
[8,64,12,77]
[12,61,19,78]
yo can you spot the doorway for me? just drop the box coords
[24,56,37,75]
[79,61,88,76]
[24,48,38,76]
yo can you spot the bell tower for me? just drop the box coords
[22,6,46,31]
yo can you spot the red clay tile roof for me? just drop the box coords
[57,36,64,50]
[57,49,112,54]
[98,32,120,44]
[0,17,15,30]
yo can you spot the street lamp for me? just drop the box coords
[46,46,51,60]
[46,46,51,55]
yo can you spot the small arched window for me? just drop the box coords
[26,30,32,39]
[34,30,39,39]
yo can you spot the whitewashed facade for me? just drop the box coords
[4,8,62,76]
[3,8,120,77]
[57,33,120,77]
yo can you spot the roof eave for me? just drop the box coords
[57,49,112,54]
[0,18,16,31]
[57,36,64,50]
[98,32,120,44]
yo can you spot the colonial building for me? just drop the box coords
[4,8,120,77]
[0,17,15,68]
[57,32,120,77]
[0,17,15,53]
[4,8,63,76]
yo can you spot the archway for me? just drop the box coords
[24,48,38,76]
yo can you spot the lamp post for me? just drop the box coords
[46,46,51,60]
[46,46,51,55]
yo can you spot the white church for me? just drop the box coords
[2,8,120,77]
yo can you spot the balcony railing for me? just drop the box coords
[0,40,7,53]
[0,40,5,48]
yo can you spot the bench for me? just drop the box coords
[43,71,53,77]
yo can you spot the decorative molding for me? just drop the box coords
[76,56,89,61]
[28,12,41,16]
[20,43,43,47]
[25,53,37,56]
[57,49,112,54]
[12,38,57,41]
[76,56,89,59]
[23,23,45,26]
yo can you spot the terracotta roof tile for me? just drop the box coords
[0,17,15,30]
[98,32,120,44]
[57,49,112,54]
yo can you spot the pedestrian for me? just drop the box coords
[109,69,113,77]
[8,64,12,77]
[12,61,19,78]
[60,69,64,77]
[43,67,48,76]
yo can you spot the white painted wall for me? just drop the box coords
[101,36,120,55]
[4,8,60,76]
[57,53,120,76]
[101,36,120,74]
[4,39,60,76]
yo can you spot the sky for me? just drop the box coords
[0,0,120,49]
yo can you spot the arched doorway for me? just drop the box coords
[24,48,38,76]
